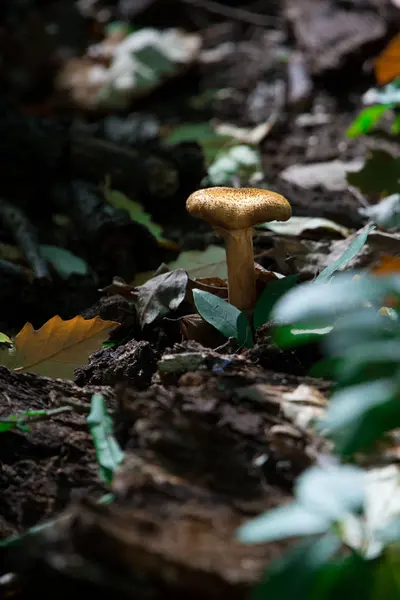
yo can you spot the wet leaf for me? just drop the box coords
[0,315,119,380]
[87,393,124,485]
[347,150,400,197]
[133,269,188,326]
[193,289,253,348]
[254,275,299,330]
[346,105,390,138]
[40,245,89,278]
[258,216,350,238]
[316,225,374,282]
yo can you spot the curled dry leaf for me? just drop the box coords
[0,315,119,380]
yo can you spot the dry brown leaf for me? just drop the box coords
[374,33,400,85]
[0,315,119,380]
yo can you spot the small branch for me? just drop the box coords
[180,0,280,26]
[0,198,50,280]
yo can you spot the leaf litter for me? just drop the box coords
[2,4,400,600]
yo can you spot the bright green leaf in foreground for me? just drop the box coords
[193,289,253,348]
[87,393,124,485]
[346,105,390,139]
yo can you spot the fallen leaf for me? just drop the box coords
[360,193,400,230]
[133,269,188,326]
[346,150,400,197]
[168,245,227,279]
[258,216,350,238]
[0,316,119,380]
[103,185,177,247]
[371,255,400,276]
[164,122,232,162]
[280,159,364,192]
[40,245,89,278]
[374,34,400,85]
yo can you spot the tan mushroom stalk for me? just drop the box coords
[186,187,292,311]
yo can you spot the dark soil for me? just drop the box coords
[0,1,397,599]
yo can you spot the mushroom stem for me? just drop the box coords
[220,227,256,311]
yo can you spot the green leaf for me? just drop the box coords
[251,534,341,600]
[104,186,169,243]
[316,225,374,282]
[164,122,232,162]
[87,393,124,485]
[272,273,386,327]
[295,465,365,522]
[320,379,400,454]
[347,150,400,197]
[40,245,88,278]
[346,105,390,139]
[237,503,331,544]
[0,332,12,345]
[254,275,299,330]
[193,289,253,347]
[308,356,343,379]
[273,323,333,349]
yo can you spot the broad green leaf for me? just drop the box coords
[104,186,169,243]
[87,393,124,485]
[193,289,253,347]
[251,534,341,600]
[316,225,374,282]
[40,245,88,278]
[272,274,386,326]
[273,323,333,348]
[308,356,343,379]
[346,105,390,138]
[347,150,400,197]
[237,503,331,544]
[295,465,365,522]
[339,340,400,382]
[254,275,299,330]
[320,379,400,454]
[311,552,375,600]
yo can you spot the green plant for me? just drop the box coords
[346,78,400,138]
[193,226,373,348]
[236,271,400,599]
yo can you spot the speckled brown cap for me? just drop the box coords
[186,187,292,230]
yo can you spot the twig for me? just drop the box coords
[0,198,50,280]
[180,0,280,26]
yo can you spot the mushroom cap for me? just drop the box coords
[186,187,292,230]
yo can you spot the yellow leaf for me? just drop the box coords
[0,315,119,380]
[374,33,400,86]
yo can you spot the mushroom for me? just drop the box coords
[186,186,292,311]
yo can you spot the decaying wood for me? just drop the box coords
[1,345,330,599]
